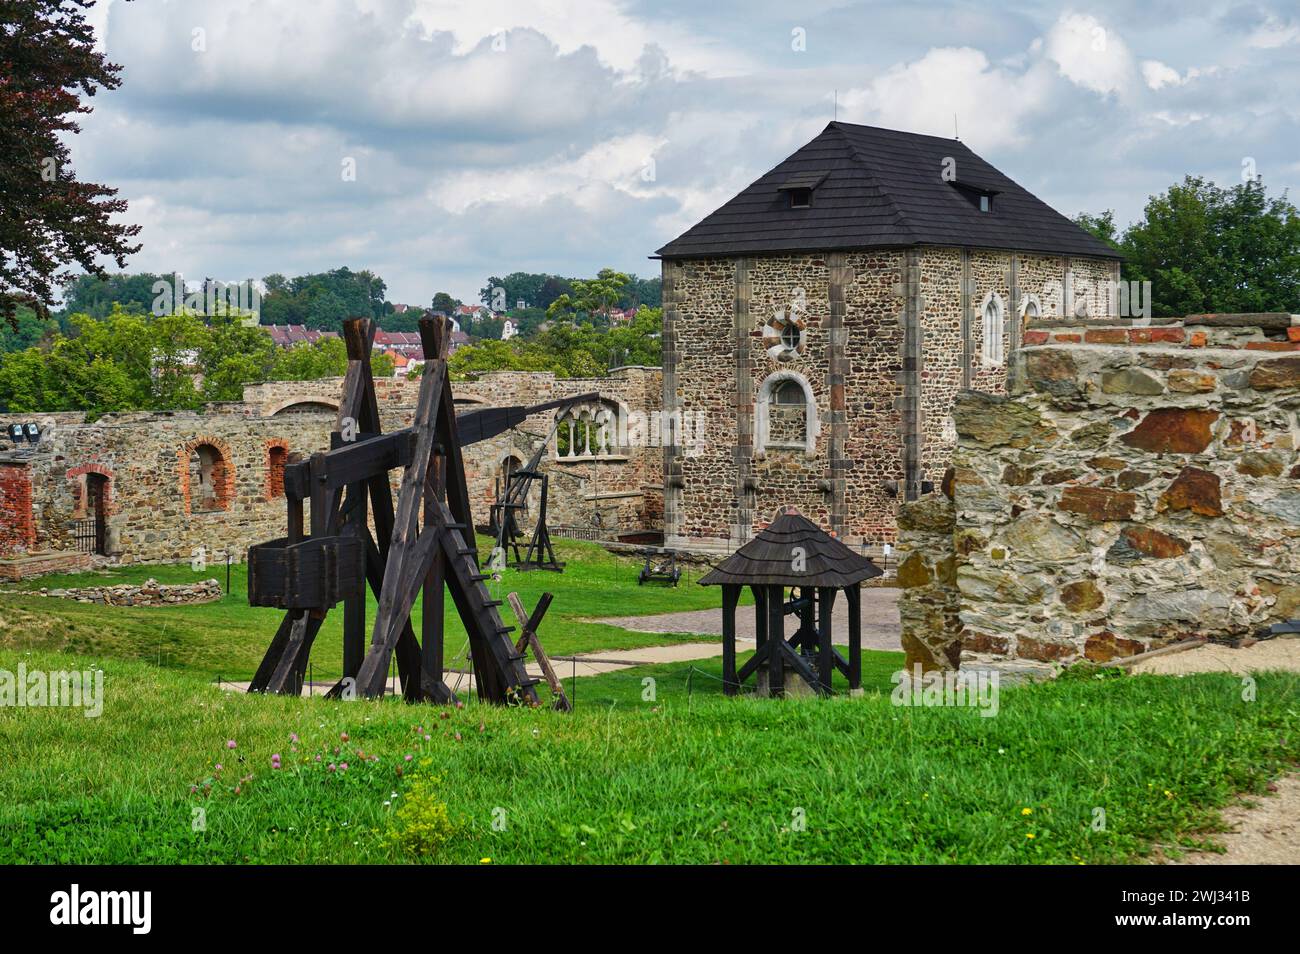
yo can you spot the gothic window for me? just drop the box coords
[554,400,621,460]
[981,293,1005,367]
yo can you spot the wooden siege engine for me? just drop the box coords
[247,315,572,704]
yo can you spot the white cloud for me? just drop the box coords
[1043,12,1135,96]
[1141,60,1183,90]
[1246,13,1300,48]
[840,47,1052,149]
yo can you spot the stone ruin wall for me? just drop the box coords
[897,315,1300,676]
[666,246,1119,554]
[0,367,663,567]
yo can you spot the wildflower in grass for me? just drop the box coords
[1026,833,1035,839]
[404,754,413,762]
[1164,790,1175,799]
[214,763,223,772]
[454,732,462,742]
[340,732,349,742]
[226,740,237,749]
[340,762,349,771]
[290,733,298,743]
[1021,808,1033,816]
[480,858,492,864]
[329,763,336,772]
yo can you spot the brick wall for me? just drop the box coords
[0,461,35,555]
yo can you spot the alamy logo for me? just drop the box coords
[0,664,103,717]
[49,884,151,934]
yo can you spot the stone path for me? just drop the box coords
[593,586,903,651]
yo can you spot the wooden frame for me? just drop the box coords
[248,316,542,705]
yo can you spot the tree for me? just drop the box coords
[430,292,460,315]
[258,268,388,328]
[0,0,142,324]
[1072,211,1120,251]
[1079,177,1300,317]
[546,268,631,325]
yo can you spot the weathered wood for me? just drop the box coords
[765,584,785,697]
[250,314,541,708]
[817,586,835,695]
[507,591,569,711]
[721,584,739,696]
[845,584,861,690]
[354,358,447,697]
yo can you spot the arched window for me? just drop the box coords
[266,445,289,499]
[981,293,1005,366]
[756,373,818,455]
[187,442,231,513]
[1023,295,1042,321]
[555,400,621,460]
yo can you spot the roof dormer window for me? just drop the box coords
[951,180,998,213]
[777,172,826,211]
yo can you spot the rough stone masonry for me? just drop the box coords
[897,314,1300,676]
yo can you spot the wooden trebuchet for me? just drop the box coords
[247,315,539,705]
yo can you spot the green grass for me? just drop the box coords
[0,537,732,682]
[1,646,1295,864]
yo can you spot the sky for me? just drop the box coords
[72,0,1300,306]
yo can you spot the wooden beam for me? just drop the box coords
[721,584,739,696]
[507,591,569,711]
[817,586,835,695]
[765,585,785,697]
[354,359,447,697]
[846,585,861,690]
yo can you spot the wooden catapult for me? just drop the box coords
[486,415,583,573]
[246,316,571,707]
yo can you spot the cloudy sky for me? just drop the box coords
[73,0,1300,306]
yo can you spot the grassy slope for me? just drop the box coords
[0,537,734,682]
[1,647,1295,864]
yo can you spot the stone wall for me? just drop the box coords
[0,368,663,566]
[665,245,1119,554]
[6,577,224,606]
[897,314,1300,675]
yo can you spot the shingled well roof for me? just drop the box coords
[699,510,883,588]
[655,121,1120,261]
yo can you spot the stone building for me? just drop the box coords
[656,121,1122,553]
[0,367,662,571]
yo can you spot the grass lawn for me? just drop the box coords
[0,645,1295,864]
[0,537,734,683]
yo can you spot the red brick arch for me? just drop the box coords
[264,439,291,500]
[65,463,115,518]
[179,436,235,514]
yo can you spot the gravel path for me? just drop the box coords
[593,586,902,651]
[1135,636,1300,864]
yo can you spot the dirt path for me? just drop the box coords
[1174,774,1300,865]
[1132,636,1300,864]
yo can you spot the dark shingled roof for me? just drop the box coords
[699,510,882,588]
[655,121,1120,261]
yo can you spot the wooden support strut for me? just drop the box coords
[248,314,540,707]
